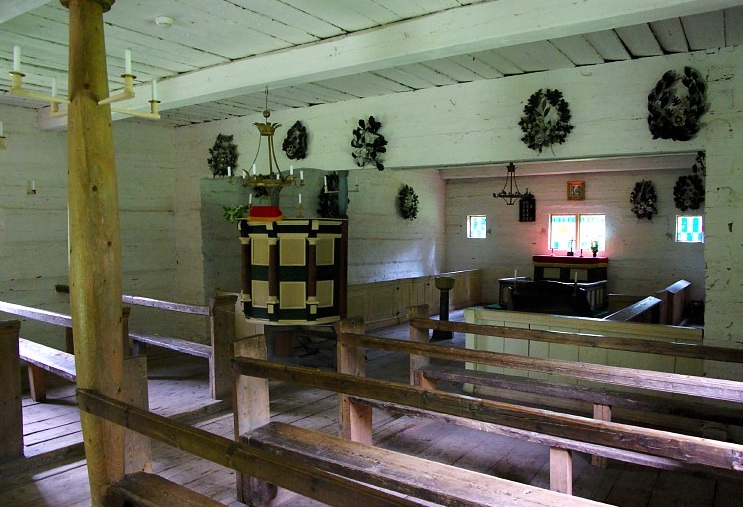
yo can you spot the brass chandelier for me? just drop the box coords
[243,87,303,194]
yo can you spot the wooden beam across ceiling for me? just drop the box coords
[40,0,743,130]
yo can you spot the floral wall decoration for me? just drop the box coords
[673,151,706,211]
[207,133,239,177]
[518,88,574,154]
[351,116,387,170]
[282,120,308,159]
[647,67,708,141]
[398,184,419,220]
[630,180,658,220]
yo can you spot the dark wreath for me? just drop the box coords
[207,133,239,177]
[629,180,658,220]
[282,121,308,160]
[398,184,419,221]
[647,67,708,141]
[518,88,574,153]
[351,116,387,170]
[673,152,706,211]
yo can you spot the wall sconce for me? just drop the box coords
[0,121,5,150]
[241,87,304,195]
[322,172,360,194]
[494,162,523,205]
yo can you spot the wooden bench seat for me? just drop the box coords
[603,295,661,322]
[417,363,743,428]
[129,332,212,359]
[246,421,606,507]
[18,337,76,402]
[111,472,225,507]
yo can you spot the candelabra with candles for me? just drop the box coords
[9,45,159,120]
[239,88,305,199]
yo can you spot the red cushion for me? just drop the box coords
[248,205,283,221]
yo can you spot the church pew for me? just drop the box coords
[77,380,606,507]
[54,285,236,399]
[231,334,609,505]
[0,320,23,463]
[603,295,661,322]
[657,279,692,325]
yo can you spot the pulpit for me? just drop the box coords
[238,217,348,325]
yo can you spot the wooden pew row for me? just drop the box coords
[232,336,603,506]
[657,279,692,326]
[77,377,606,507]
[50,287,239,400]
[0,318,151,468]
[232,343,743,500]
[603,295,661,322]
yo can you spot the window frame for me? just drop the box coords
[466,214,487,239]
[548,213,606,252]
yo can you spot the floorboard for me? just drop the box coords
[1,310,741,506]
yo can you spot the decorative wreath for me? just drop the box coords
[630,180,658,220]
[398,184,419,221]
[647,67,708,141]
[351,116,387,170]
[282,120,308,160]
[673,151,706,211]
[518,88,574,153]
[207,133,239,177]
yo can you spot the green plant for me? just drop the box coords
[223,204,249,223]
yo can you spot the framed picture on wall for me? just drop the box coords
[567,181,585,200]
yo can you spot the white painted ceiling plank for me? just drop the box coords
[228,0,344,38]
[681,11,726,50]
[283,0,377,31]
[447,54,504,79]
[615,24,665,57]
[372,68,434,90]
[470,50,524,76]
[649,18,690,52]
[549,35,605,66]
[0,0,49,24]
[496,41,576,73]
[584,30,632,61]
[426,58,485,82]
[399,63,460,87]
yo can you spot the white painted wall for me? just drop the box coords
[446,169,705,304]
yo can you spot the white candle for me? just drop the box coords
[574,272,577,283]
[13,45,20,72]
[151,79,158,100]
[31,180,36,191]
[51,78,57,98]
[252,164,256,175]
[242,169,247,179]
[299,170,304,180]
[514,269,517,279]
[249,194,252,205]
[276,172,280,180]
[0,121,4,137]
[227,166,231,177]
[124,48,132,75]
[289,165,294,176]
[298,193,302,204]
[324,175,328,188]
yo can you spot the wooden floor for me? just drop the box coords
[1,312,742,507]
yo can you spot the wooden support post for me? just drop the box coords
[123,355,150,473]
[210,294,237,400]
[549,447,573,495]
[336,317,372,444]
[0,321,23,463]
[408,305,430,386]
[62,0,126,504]
[27,364,47,402]
[233,335,277,506]
[591,403,612,467]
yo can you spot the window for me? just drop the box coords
[676,215,704,243]
[467,215,487,239]
[549,214,606,251]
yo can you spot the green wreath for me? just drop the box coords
[398,184,419,221]
[207,133,239,177]
[647,67,708,141]
[630,180,658,220]
[351,116,387,170]
[519,89,574,153]
[673,152,706,211]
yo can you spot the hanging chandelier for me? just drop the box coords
[243,87,303,194]
[494,162,522,205]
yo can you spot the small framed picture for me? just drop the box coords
[567,181,585,200]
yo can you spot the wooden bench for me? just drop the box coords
[603,295,661,322]
[657,279,692,325]
[18,337,76,402]
[55,286,237,399]
[76,381,605,507]
[230,334,609,505]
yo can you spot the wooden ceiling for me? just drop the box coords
[2,0,743,128]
